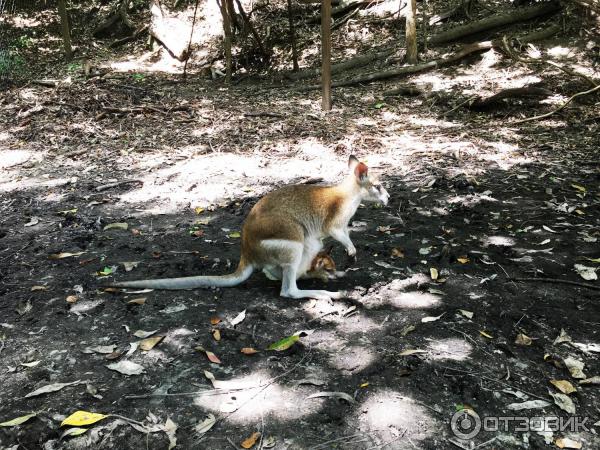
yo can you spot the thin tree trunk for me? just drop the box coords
[287,0,299,71]
[405,0,417,63]
[321,0,332,110]
[218,0,233,83]
[57,0,72,61]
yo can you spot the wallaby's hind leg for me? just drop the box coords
[280,263,342,301]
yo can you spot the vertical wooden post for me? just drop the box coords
[57,0,72,61]
[321,0,332,111]
[405,0,417,64]
[287,0,299,71]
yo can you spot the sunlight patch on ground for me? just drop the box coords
[483,235,516,247]
[193,370,320,423]
[328,345,377,374]
[427,337,473,361]
[0,149,32,168]
[355,390,438,445]
[362,275,442,309]
[334,314,383,335]
[446,193,498,208]
[117,150,352,210]
[0,132,12,142]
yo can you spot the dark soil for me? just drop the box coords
[1,1,600,449]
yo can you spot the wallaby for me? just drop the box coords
[109,155,389,300]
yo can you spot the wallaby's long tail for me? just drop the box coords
[109,260,254,290]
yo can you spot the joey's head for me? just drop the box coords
[348,155,389,205]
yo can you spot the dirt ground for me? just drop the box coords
[1,2,600,450]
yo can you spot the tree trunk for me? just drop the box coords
[321,0,332,111]
[405,0,417,63]
[287,0,299,71]
[57,0,72,61]
[218,0,233,83]
[429,1,561,45]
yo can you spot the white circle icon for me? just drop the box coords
[450,409,481,440]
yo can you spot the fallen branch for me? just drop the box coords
[469,86,553,109]
[96,180,143,192]
[302,41,494,90]
[512,83,600,123]
[286,48,394,81]
[511,277,600,291]
[307,0,384,23]
[429,1,561,45]
[110,25,149,48]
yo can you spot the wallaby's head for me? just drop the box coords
[348,155,389,205]
[310,245,336,273]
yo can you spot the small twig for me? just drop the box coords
[442,95,478,116]
[96,179,143,192]
[183,0,201,79]
[511,277,600,291]
[243,111,285,118]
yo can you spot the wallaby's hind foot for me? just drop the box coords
[281,288,342,301]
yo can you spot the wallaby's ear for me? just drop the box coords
[314,257,325,269]
[354,162,369,181]
[348,155,359,171]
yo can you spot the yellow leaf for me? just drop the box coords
[585,257,600,263]
[194,207,205,214]
[430,267,438,280]
[457,256,470,264]
[360,382,369,388]
[0,413,37,427]
[139,335,164,351]
[228,231,241,238]
[570,183,586,193]
[575,209,585,215]
[479,331,493,339]
[61,411,108,427]
[550,379,577,394]
[555,437,582,449]
[212,329,221,341]
[241,431,261,449]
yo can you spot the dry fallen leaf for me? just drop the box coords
[212,329,221,341]
[133,329,158,339]
[31,286,48,292]
[106,360,145,376]
[210,317,221,325]
[555,437,582,449]
[579,376,600,385]
[196,347,221,364]
[515,333,532,346]
[549,379,577,394]
[49,252,85,259]
[430,267,439,280]
[479,330,493,339]
[128,297,146,305]
[0,413,37,427]
[66,295,78,304]
[241,431,261,449]
[564,356,586,379]
[24,380,81,398]
[230,309,246,326]
[456,256,470,264]
[549,391,576,414]
[241,347,259,355]
[421,312,445,323]
[103,222,128,231]
[139,335,164,351]
[458,310,473,319]
[194,414,216,435]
